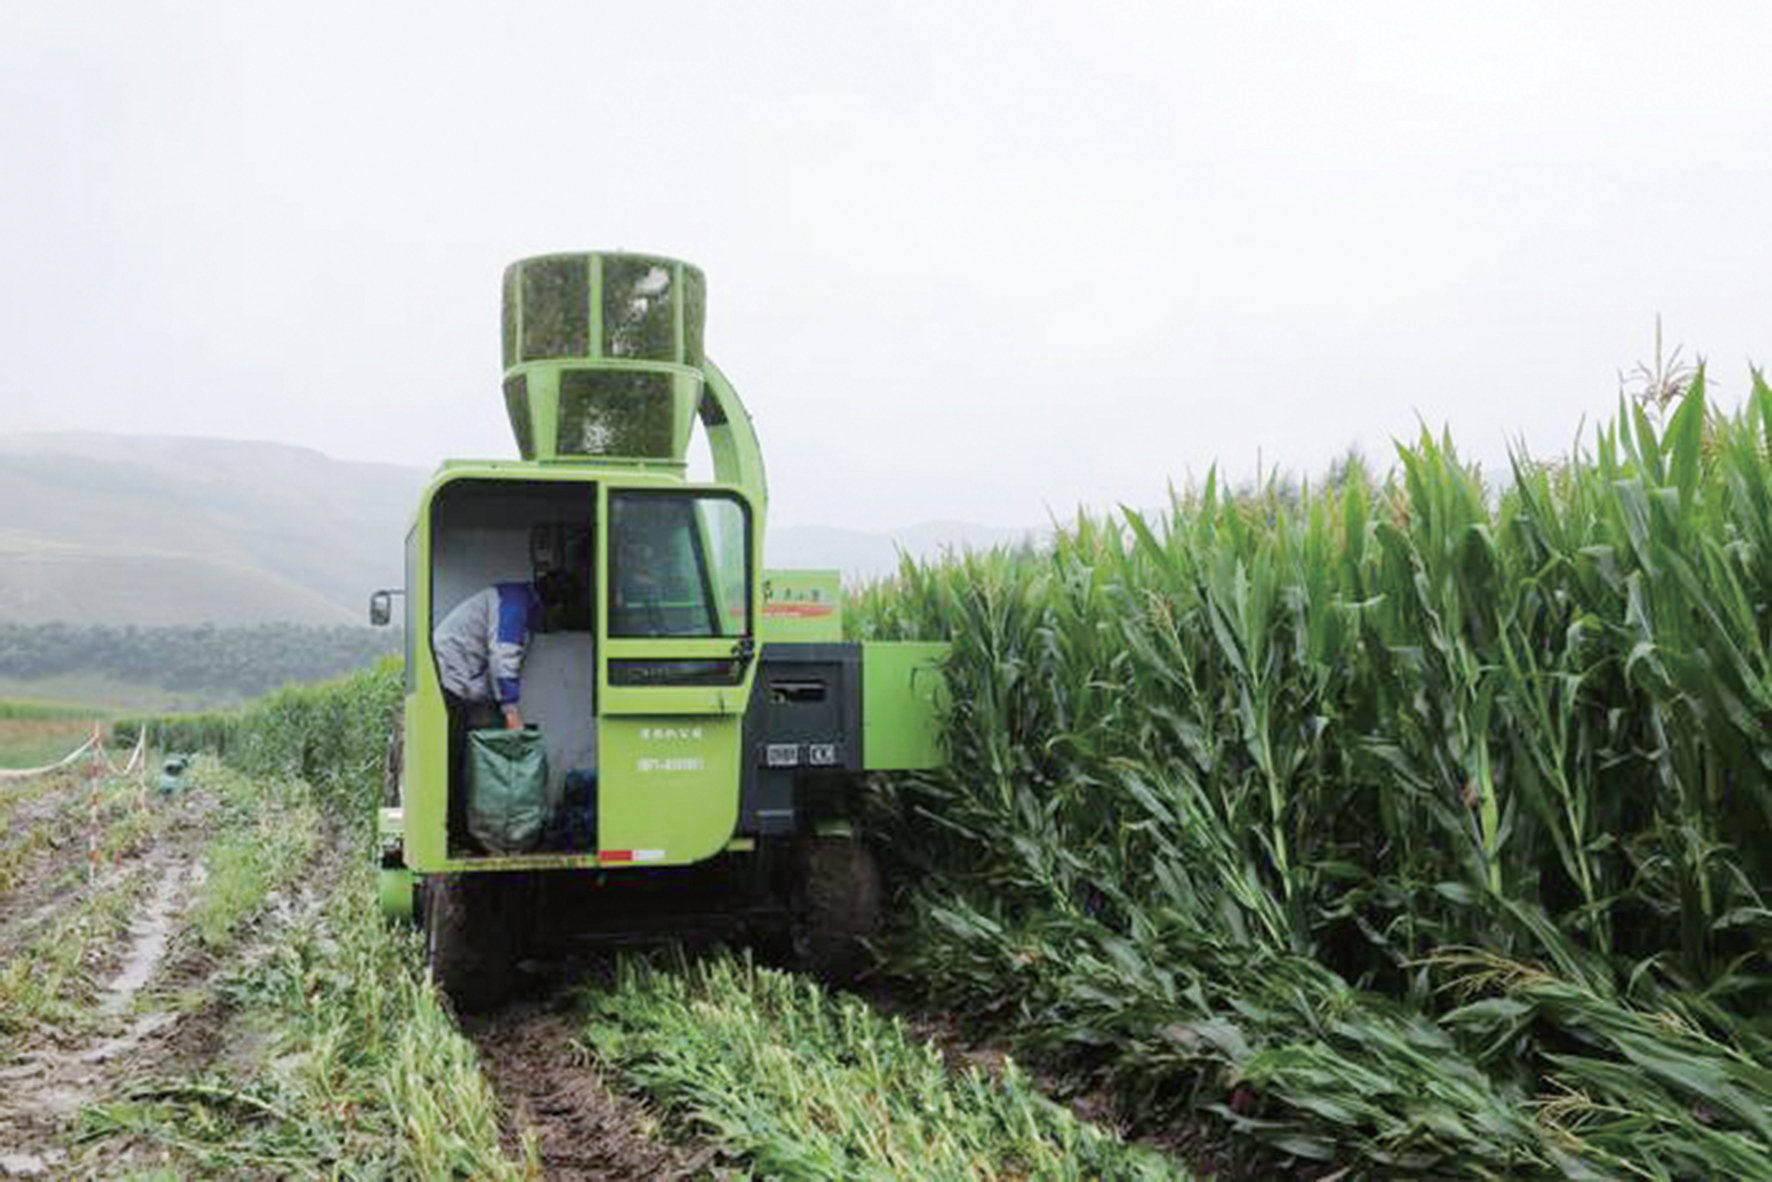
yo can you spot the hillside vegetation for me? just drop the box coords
[0,433,425,626]
[0,622,397,705]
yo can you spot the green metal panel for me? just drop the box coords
[761,569,843,642]
[700,361,768,521]
[861,641,949,770]
[403,580,452,872]
[598,715,741,863]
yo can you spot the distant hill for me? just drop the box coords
[0,432,1036,626]
[0,433,427,626]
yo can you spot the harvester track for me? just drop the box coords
[462,989,722,1181]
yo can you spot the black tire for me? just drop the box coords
[423,874,520,1013]
[791,838,882,984]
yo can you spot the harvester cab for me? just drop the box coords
[374,253,946,1010]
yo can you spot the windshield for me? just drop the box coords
[608,492,750,639]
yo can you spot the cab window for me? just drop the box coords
[608,492,750,639]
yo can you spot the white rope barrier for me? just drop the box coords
[0,727,102,782]
[0,724,149,783]
[120,729,147,776]
[0,723,156,882]
[95,727,147,778]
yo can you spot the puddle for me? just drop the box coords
[0,1149,65,1176]
[100,864,190,1014]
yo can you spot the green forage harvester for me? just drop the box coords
[371,253,948,1011]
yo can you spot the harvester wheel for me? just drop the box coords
[423,874,520,1013]
[792,838,882,984]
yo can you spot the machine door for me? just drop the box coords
[601,489,755,708]
[596,488,758,864]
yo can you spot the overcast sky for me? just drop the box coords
[2,1,1768,531]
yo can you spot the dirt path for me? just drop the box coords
[464,991,722,1181]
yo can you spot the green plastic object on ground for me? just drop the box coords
[465,728,550,854]
[157,754,190,796]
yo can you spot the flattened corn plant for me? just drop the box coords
[852,373,1772,1177]
[582,953,1186,1180]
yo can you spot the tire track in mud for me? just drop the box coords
[463,991,723,1181]
[0,805,204,1177]
[0,773,94,939]
[0,785,353,1179]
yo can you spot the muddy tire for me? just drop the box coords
[423,874,520,1013]
[791,838,882,984]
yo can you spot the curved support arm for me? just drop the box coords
[699,359,769,525]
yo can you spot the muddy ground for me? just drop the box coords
[0,773,334,1177]
[1,765,1258,1179]
[464,991,724,1181]
[0,768,708,1181]
[0,771,215,1177]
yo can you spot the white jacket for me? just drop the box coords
[431,583,541,704]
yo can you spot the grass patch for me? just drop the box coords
[0,697,113,721]
[182,759,321,949]
[582,953,1186,1179]
[0,716,98,768]
[0,674,204,714]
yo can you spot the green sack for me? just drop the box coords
[465,728,550,854]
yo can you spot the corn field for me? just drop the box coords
[92,376,1772,1176]
[852,374,1772,1176]
[113,657,403,818]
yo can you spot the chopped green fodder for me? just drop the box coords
[582,953,1187,1180]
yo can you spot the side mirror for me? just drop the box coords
[369,589,401,627]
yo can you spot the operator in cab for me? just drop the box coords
[433,570,581,731]
[433,569,583,850]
